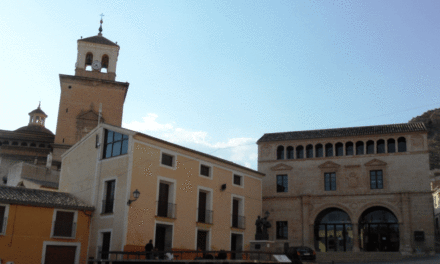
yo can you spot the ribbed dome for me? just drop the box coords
[15,125,54,135]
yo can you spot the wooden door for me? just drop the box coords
[44,245,76,264]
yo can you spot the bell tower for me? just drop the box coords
[52,18,129,162]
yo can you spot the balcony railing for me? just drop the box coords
[156,201,176,218]
[231,214,245,229]
[52,221,76,238]
[0,217,7,233]
[197,209,213,224]
[102,199,114,214]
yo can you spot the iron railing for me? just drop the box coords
[93,249,278,262]
[156,202,176,218]
[197,209,213,224]
[102,199,114,214]
[52,221,76,238]
[231,214,245,229]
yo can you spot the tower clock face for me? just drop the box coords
[92,60,101,70]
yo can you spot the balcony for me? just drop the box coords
[197,209,213,224]
[102,199,114,214]
[231,214,245,229]
[52,220,76,238]
[156,201,176,219]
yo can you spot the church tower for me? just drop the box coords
[52,19,129,162]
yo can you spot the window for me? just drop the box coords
[398,137,406,152]
[52,210,76,238]
[277,146,284,160]
[296,146,304,159]
[325,143,333,157]
[366,140,374,154]
[157,178,176,218]
[306,144,313,158]
[233,174,243,186]
[200,165,210,177]
[315,144,323,158]
[276,221,288,239]
[103,130,129,159]
[100,231,112,260]
[370,170,383,189]
[198,187,213,224]
[0,205,8,234]
[286,146,294,159]
[101,54,109,69]
[377,139,385,154]
[231,196,245,229]
[277,175,288,193]
[335,143,343,156]
[324,173,336,191]
[346,142,354,155]
[161,153,175,167]
[102,180,115,214]
[387,139,396,153]
[356,141,364,155]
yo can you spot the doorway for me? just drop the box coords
[231,233,243,259]
[155,223,173,252]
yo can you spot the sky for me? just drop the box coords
[1,0,440,170]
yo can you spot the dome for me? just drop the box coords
[15,125,54,136]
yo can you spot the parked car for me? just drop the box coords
[286,246,316,261]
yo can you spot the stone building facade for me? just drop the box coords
[257,123,434,256]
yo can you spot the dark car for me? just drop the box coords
[286,246,316,261]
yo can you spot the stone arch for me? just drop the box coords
[309,203,355,226]
[354,202,402,224]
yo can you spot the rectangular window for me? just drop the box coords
[161,153,174,167]
[0,205,7,234]
[102,180,116,214]
[276,221,288,239]
[103,130,129,159]
[157,179,176,219]
[277,175,288,193]
[52,210,76,238]
[233,174,242,186]
[370,170,383,189]
[324,173,336,191]
[200,165,210,177]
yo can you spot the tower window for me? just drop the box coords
[85,52,93,65]
[102,55,109,69]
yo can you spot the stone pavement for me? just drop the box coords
[311,253,440,264]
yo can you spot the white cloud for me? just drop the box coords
[123,113,258,169]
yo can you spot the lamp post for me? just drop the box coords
[127,189,140,205]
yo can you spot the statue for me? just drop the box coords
[255,212,271,240]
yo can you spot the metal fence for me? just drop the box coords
[231,214,245,229]
[156,202,176,219]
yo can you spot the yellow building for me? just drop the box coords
[59,123,264,261]
[0,186,94,264]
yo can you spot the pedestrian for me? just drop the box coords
[145,239,153,259]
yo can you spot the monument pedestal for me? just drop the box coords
[249,240,274,261]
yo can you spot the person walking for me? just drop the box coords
[145,240,153,259]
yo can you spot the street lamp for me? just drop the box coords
[127,189,140,205]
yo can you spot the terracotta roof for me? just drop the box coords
[257,123,427,143]
[78,35,118,46]
[22,177,59,189]
[29,107,47,117]
[0,186,94,211]
[14,125,54,136]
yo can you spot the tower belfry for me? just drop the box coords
[52,18,129,162]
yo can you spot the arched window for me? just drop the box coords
[335,143,343,156]
[398,137,406,152]
[356,141,364,155]
[314,208,353,252]
[377,139,385,154]
[306,144,313,158]
[325,143,333,157]
[39,144,45,148]
[286,146,294,159]
[387,139,395,153]
[359,207,399,252]
[296,146,304,159]
[101,54,109,73]
[345,142,353,155]
[315,144,323,158]
[12,141,18,146]
[21,142,28,146]
[2,141,8,145]
[277,146,285,160]
[30,142,36,147]
[366,140,374,154]
[85,52,93,71]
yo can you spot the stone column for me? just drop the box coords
[352,223,360,252]
[302,196,312,247]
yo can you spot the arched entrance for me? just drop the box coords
[359,206,399,252]
[314,208,353,252]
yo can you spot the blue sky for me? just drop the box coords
[1,1,439,170]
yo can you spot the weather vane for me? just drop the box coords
[98,13,104,35]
